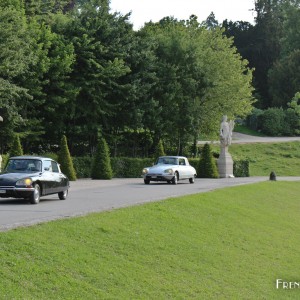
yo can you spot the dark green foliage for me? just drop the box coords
[57,135,77,181]
[233,160,250,177]
[71,156,250,179]
[9,135,23,157]
[197,144,219,178]
[111,157,154,178]
[258,108,285,136]
[72,156,92,179]
[246,108,264,131]
[91,136,113,180]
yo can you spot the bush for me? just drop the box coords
[57,135,77,181]
[233,159,250,177]
[10,135,23,157]
[153,139,165,160]
[258,108,285,136]
[111,157,154,178]
[72,156,250,179]
[246,108,264,131]
[91,135,113,179]
[73,156,93,178]
[197,144,219,178]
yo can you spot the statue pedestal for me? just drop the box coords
[217,147,234,178]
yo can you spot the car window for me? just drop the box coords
[51,161,59,173]
[5,159,42,173]
[43,160,52,172]
[179,159,186,165]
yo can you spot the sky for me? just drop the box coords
[110,0,257,30]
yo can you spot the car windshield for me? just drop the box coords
[5,159,42,173]
[156,157,178,165]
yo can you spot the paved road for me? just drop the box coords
[199,132,300,144]
[1,176,300,231]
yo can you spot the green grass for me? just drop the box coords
[234,124,267,136]
[1,181,300,299]
[229,141,300,176]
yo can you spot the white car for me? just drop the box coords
[142,156,197,184]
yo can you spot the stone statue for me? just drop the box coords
[220,115,234,148]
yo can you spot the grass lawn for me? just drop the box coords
[0,181,300,299]
[229,141,300,176]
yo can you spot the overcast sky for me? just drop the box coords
[110,0,256,30]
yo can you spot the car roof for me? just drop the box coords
[9,156,55,161]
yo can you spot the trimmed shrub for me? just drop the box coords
[91,135,113,179]
[233,159,250,177]
[111,157,154,178]
[198,144,219,178]
[73,156,92,178]
[57,135,77,181]
[10,135,23,157]
[153,139,165,160]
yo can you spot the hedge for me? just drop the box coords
[72,156,249,178]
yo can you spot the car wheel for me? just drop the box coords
[144,179,150,184]
[189,177,195,184]
[30,184,41,204]
[172,172,178,185]
[58,189,68,200]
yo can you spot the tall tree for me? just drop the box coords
[64,0,133,154]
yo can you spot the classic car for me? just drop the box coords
[0,156,69,204]
[142,156,197,184]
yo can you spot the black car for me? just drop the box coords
[0,156,69,204]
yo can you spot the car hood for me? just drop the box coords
[0,172,38,186]
[147,164,177,173]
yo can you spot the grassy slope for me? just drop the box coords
[229,141,300,176]
[0,181,300,299]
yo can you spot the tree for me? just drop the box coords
[57,135,77,180]
[10,135,23,157]
[91,134,113,179]
[64,0,133,154]
[0,6,35,150]
[268,3,300,107]
[198,143,219,178]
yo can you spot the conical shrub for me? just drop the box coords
[198,143,219,178]
[91,135,113,180]
[10,135,23,157]
[58,135,77,181]
[154,139,165,160]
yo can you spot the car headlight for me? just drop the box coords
[16,178,33,187]
[142,168,149,174]
[164,168,174,175]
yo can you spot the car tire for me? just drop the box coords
[58,189,68,200]
[30,184,41,204]
[189,177,195,184]
[144,179,150,184]
[172,172,178,185]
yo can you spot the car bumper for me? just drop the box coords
[0,187,34,198]
[143,174,174,181]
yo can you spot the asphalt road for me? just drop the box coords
[0,177,300,231]
[1,134,300,231]
[1,176,300,231]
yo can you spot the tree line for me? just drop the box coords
[0,0,298,157]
